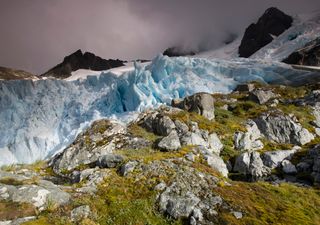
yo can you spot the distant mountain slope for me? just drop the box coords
[41,49,125,79]
[0,66,38,80]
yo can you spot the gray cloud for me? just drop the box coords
[0,0,319,74]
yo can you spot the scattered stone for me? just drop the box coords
[142,113,176,136]
[174,120,189,135]
[158,131,181,151]
[232,211,243,219]
[172,93,215,120]
[71,205,91,222]
[96,154,124,168]
[208,133,224,155]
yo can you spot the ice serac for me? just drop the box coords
[0,55,318,166]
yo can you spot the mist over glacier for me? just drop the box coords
[0,55,317,166]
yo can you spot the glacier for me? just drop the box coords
[0,55,318,166]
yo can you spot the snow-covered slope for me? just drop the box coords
[196,10,320,62]
[251,10,320,61]
[0,55,317,166]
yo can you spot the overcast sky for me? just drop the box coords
[0,0,319,74]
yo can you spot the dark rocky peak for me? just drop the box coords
[163,47,196,57]
[239,7,293,58]
[41,49,125,79]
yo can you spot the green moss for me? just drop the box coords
[73,171,182,225]
[115,146,192,163]
[216,181,320,225]
[127,123,160,142]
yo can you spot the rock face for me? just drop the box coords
[248,89,276,104]
[281,160,297,174]
[261,147,299,169]
[298,145,320,184]
[234,120,264,151]
[254,111,314,145]
[234,83,255,92]
[172,93,215,120]
[0,180,70,211]
[163,47,195,57]
[283,38,320,67]
[234,151,271,180]
[41,49,125,79]
[50,120,126,173]
[239,7,293,57]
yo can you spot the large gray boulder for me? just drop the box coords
[254,111,314,145]
[234,151,271,179]
[142,113,176,136]
[261,147,300,169]
[248,89,276,104]
[234,120,264,151]
[158,131,181,151]
[172,93,215,120]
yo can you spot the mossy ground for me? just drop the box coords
[216,182,320,225]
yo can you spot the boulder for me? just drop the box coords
[142,113,176,136]
[119,161,139,177]
[174,120,189,135]
[158,131,181,151]
[234,120,264,151]
[254,111,314,145]
[239,7,293,57]
[172,93,215,120]
[234,151,271,179]
[204,153,229,177]
[96,154,124,168]
[281,160,297,174]
[248,89,276,104]
[262,147,300,169]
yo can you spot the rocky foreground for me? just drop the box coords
[1,82,320,225]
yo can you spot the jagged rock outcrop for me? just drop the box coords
[234,120,264,151]
[283,38,320,66]
[0,67,38,80]
[254,111,314,145]
[261,147,300,169]
[163,47,195,57]
[96,154,124,168]
[281,160,297,174]
[142,113,176,136]
[172,93,215,120]
[234,83,255,92]
[239,7,293,57]
[233,151,271,180]
[50,120,126,173]
[41,49,125,79]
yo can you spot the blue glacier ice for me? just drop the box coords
[0,55,316,166]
